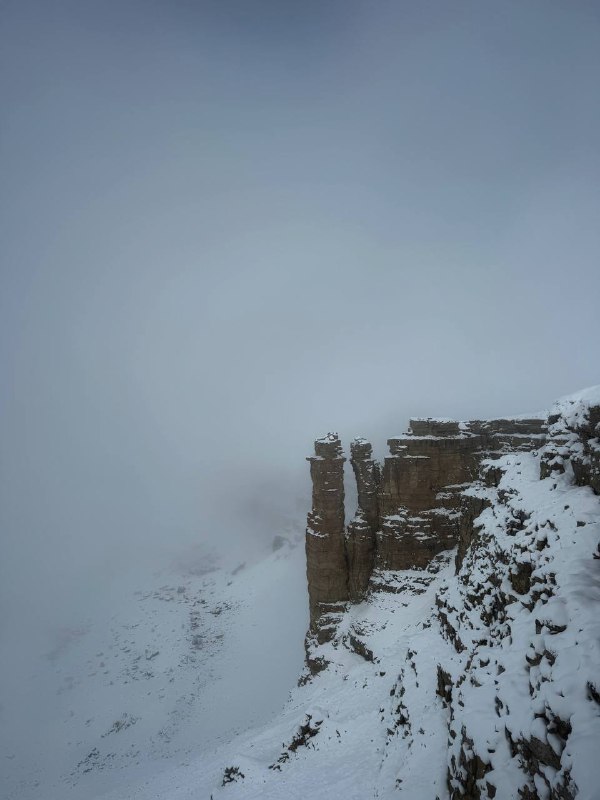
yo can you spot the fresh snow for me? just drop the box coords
[1,535,308,800]
[90,447,597,800]
[551,385,600,429]
[3,400,600,800]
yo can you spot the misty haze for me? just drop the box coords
[1,2,599,799]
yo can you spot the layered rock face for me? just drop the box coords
[305,416,547,630]
[378,421,479,570]
[349,437,380,532]
[346,438,380,602]
[296,390,600,798]
[378,417,546,571]
[305,434,348,629]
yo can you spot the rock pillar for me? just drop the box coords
[349,438,380,532]
[305,433,348,628]
[346,438,380,601]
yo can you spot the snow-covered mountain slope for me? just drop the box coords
[92,391,599,800]
[0,533,308,800]
[4,390,599,800]
[438,450,599,799]
[94,553,458,800]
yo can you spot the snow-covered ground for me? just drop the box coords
[86,554,456,800]
[0,532,308,800]
[92,427,598,799]
[3,391,599,800]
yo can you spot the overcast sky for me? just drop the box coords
[1,0,600,646]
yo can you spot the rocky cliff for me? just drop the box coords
[174,388,600,800]
[305,414,547,635]
[292,388,600,800]
[305,434,348,637]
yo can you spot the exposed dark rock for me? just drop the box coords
[587,681,600,705]
[349,437,380,532]
[305,433,348,628]
[222,766,244,786]
[503,702,575,796]
[302,631,329,679]
[346,630,376,662]
[510,561,533,595]
[299,393,600,800]
[346,438,380,601]
[436,665,453,706]
[287,714,322,752]
[378,427,479,570]
[541,402,600,495]
[376,417,545,577]
[346,513,376,602]
[455,492,490,571]
[448,726,492,799]
[269,715,323,770]
[305,415,548,620]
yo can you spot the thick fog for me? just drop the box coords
[1,1,599,788]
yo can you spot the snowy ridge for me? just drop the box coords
[96,442,598,798]
[6,392,599,800]
[438,452,600,799]
[105,394,598,800]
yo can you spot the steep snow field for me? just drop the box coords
[93,555,458,800]
[0,534,308,800]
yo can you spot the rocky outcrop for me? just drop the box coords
[376,417,545,574]
[305,435,383,627]
[540,392,600,495]
[436,449,586,800]
[377,421,480,571]
[349,438,380,532]
[436,393,600,800]
[346,438,380,602]
[305,417,547,630]
[455,488,491,573]
[296,389,600,796]
[305,434,348,629]
[346,512,376,603]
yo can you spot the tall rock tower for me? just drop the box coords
[346,438,380,601]
[305,433,348,628]
[349,437,380,532]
